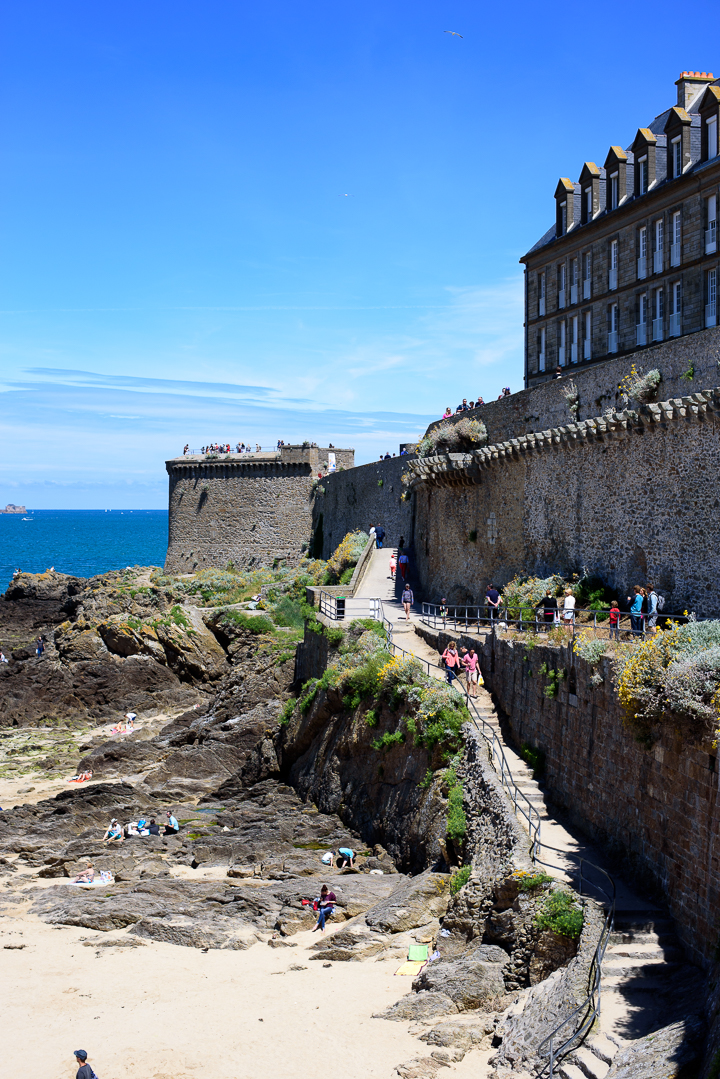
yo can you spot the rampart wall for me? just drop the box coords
[312,456,416,559]
[408,385,720,616]
[164,445,353,572]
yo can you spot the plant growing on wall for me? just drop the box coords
[559,379,579,419]
[416,417,488,458]
[618,364,661,406]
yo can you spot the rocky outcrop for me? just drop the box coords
[606,1016,706,1078]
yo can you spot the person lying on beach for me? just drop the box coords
[72,863,95,884]
[311,885,337,933]
[67,771,93,783]
[102,819,124,843]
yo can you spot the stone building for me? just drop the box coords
[164,444,353,573]
[522,70,720,388]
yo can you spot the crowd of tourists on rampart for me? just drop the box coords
[440,387,511,418]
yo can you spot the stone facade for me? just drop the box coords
[164,445,353,573]
[522,71,720,387]
[407,384,720,616]
[311,455,416,559]
[477,632,720,970]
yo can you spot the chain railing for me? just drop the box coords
[421,600,693,640]
[382,608,615,1077]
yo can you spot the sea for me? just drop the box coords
[0,510,169,591]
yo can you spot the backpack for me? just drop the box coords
[656,594,666,612]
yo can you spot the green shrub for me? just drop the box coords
[324,625,344,646]
[450,865,472,893]
[519,742,546,778]
[221,610,276,635]
[272,596,305,630]
[170,605,190,629]
[517,870,553,891]
[536,890,584,939]
[445,768,467,843]
[364,709,378,727]
[279,699,296,726]
[418,767,433,789]
[372,730,404,751]
[339,566,355,584]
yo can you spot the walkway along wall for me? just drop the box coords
[407,385,720,617]
[415,622,720,970]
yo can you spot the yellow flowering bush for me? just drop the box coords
[325,530,369,584]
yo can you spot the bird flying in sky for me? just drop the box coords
[443,30,463,37]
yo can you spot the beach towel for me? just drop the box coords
[394,961,426,976]
[407,944,429,962]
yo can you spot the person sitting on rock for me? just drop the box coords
[72,863,95,884]
[164,811,180,836]
[338,847,355,869]
[102,819,124,843]
[312,885,337,933]
[320,849,335,868]
[147,818,161,836]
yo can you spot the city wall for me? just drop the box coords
[164,445,353,573]
[311,456,416,559]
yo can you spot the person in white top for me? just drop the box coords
[562,588,576,630]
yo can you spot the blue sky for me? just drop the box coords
[1,1,718,507]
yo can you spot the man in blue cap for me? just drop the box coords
[74,1050,96,1079]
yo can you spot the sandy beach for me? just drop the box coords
[0,902,490,1078]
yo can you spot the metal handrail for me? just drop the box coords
[381,609,615,1077]
[421,600,694,639]
[319,591,382,621]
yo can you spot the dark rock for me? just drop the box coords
[364,871,450,933]
[412,944,509,1010]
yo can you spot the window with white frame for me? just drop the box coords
[670,281,682,336]
[708,116,718,161]
[706,195,717,254]
[637,292,647,346]
[672,136,682,178]
[570,258,578,304]
[583,311,591,359]
[583,251,591,298]
[610,172,619,210]
[608,303,618,353]
[584,187,592,221]
[538,271,546,316]
[653,287,664,341]
[654,219,664,273]
[560,202,567,235]
[639,156,648,194]
[609,239,618,289]
[558,320,566,365]
[671,211,681,266]
[539,326,546,370]
[707,269,717,328]
[571,315,578,362]
[638,226,647,279]
[558,263,566,308]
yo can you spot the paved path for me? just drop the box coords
[359,593,704,1071]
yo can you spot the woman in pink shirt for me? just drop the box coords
[441,641,462,685]
[462,646,480,698]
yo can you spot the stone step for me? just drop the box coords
[585,1035,620,1066]
[603,956,682,977]
[606,943,684,961]
[608,930,676,947]
[612,913,670,933]
[572,1045,611,1079]
[602,975,673,991]
[558,1064,586,1079]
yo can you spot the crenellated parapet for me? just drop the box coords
[405,387,720,489]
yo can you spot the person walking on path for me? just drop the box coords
[442,641,462,685]
[398,551,409,581]
[439,598,448,627]
[368,525,376,546]
[646,584,659,631]
[609,600,621,640]
[374,525,385,549]
[462,646,480,697]
[628,586,644,636]
[485,584,500,624]
[562,588,576,633]
[389,552,396,580]
[536,590,558,628]
[401,584,414,620]
[74,1050,96,1079]
[36,635,45,658]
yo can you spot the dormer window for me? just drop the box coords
[672,137,681,177]
[555,178,575,236]
[579,163,601,225]
[698,85,720,161]
[610,172,618,209]
[560,203,567,234]
[639,156,648,194]
[584,188,591,219]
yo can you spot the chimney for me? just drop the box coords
[675,70,715,109]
